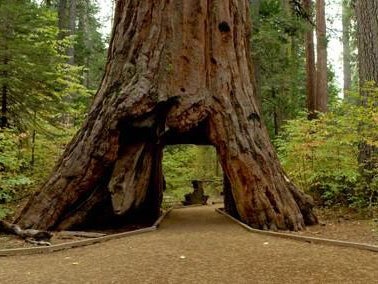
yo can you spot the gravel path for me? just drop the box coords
[0,206,377,284]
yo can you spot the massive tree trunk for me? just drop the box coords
[16,0,317,231]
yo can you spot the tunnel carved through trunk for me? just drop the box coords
[15,0,317,231]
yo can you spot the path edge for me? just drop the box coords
[0,208,173,257]
[215,208,378,253]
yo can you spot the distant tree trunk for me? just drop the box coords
[78,0,91,87]
[30,112,37,167]
[315,0,327,112]
[272,88,281,136]
[342,0,351,98]
[16,0,317,231]
[58,0,67,39]
[67,0,76,65]
[355,0,378,181]
[303,0,317,118]
[1,84,7,128]
[1,57,8,128]
[355,1,378,86]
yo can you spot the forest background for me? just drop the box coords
[0,0,376,218]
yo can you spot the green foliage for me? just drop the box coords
[328,65,342,106]
[276,88,378,208]
[0,0,107,218]
[251,0,307,137]
[30,127,76,183]
[0,127,74,218]
[0,0,92,130]
[74,1,107,90]
[0,129,32,217]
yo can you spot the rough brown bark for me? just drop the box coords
[223,174,239,219]
[315,0,328,112]
[355,1,378,85]
[355,0,378,182]
[16,0,317,231]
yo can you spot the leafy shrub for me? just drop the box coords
[276,88,377,208]
[0,129,32,217]
[0,127,74,218]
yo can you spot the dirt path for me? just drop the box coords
[0,206,377,284]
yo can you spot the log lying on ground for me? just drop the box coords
[0,220,52,245]
[56,231,107,239]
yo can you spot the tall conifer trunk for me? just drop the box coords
[1,57,8,128]
[315,0,327,112]
[355,0,378,186]
[303,0,316,118]
[342,0,351,98]
[58,0,67,39]
[16,0,317,231]
[67,0,76,65]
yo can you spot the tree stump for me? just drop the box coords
[182,180,209,206]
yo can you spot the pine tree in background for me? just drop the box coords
[0,0,85,130]
[251,0,307,137]
[52,0,107,87]
[0,0,107,218]
[75,0,107,90]
[48,0,107,121]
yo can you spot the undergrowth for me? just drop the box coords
[276,87,377,212]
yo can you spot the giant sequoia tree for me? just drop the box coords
[16,0,317,231]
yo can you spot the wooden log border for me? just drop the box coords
[215,208,378,253]
[0,208,173,257]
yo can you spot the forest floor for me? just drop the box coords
[0,206,377,284]
[288,207,378,245]
[1,205,376,249]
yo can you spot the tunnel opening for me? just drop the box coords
[162,145,223,209]
[66,122,228,232]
